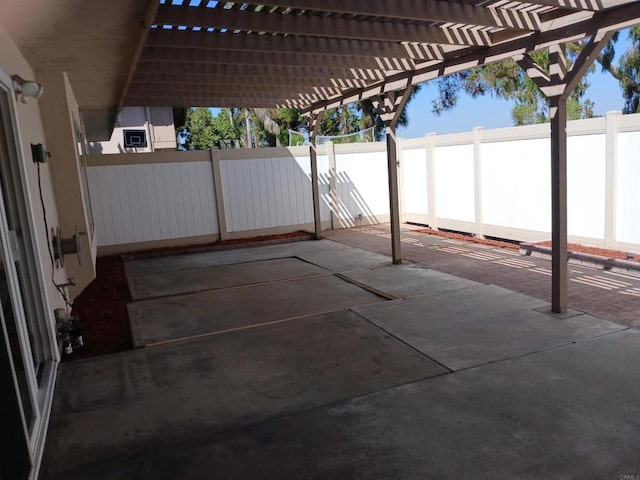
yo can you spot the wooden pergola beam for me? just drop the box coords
[516,0,629,11]
[139,46,415,71]
[124,96,291,108]
[145,30,451,62]
[154,4,494,47]
[134,61,391,81]
[127,84,343,98]
[127,94,323,107]
[130,73,371,89]
[251,0,543,31]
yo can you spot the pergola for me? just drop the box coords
[7,0,640,313]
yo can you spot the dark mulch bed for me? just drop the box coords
[413,227,520,250]
[70,255,132,360]
[413,227,640,262]
[68,231,312,361]
[536,240,640,262]
[122,230,312,260]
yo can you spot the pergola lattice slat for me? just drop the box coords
[154,4,494,47]
[139,46,416,70]
[127,1,640,110]
[145,29,448,62]
[249,0,545,30]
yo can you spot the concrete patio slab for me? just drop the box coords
[42,310,446,477]
[43,238,640,479]
[44,329,640,479]
[123,239,349,276]
[353,284,626,371]
[128,273,386,346]
[127,257,329,300]
[342,264,480,298]
[326,225,640,329]
[296,247,391,273]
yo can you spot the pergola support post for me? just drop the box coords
[386,124,402,263]
[550,95,568,312]
[517,33,613,313]
[308,113,323,240]
[372,85,413,265]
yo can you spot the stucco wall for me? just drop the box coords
[0,24,73,479]
[0,25,68,314]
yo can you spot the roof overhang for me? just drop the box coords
[0,0,149,140]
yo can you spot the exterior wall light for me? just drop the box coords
[12,74,44,102]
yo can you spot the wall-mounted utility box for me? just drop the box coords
[31,143,48,163]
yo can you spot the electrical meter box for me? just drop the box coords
[31,143,48,163]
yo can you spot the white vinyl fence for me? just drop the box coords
[86,143,390,250]
[400,111,640,251]
[87,111,640,253]
[88,158,218,245]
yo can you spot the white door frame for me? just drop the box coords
[0,68,59,479]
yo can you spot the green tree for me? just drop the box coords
[599,26,640,113]
[214,108,243,147]
[274,108,304,146]
[178,85,422,149]
[178,107,242,150]
[311,87,422,143]
[320,105,360,139]
[433,28,640,123]
[178,107,215,150]
[432,47,594,125]
[247,108,287,147]
[234,108,305,148]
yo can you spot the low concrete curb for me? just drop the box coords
[519,243,640,278]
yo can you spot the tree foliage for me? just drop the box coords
[432,47,594,125]
[245,86,422,145]
[249,108,304,147]
[320,105,361,138]
[432,28,640,123]
[178,86,421,148]
[313,85,422,142]
[273,108,304,145]
[178,107,243,150]
[599,26,640,114]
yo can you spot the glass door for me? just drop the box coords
[0,141,37,480]
[0,91,39,432]
[0,74,58,478]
